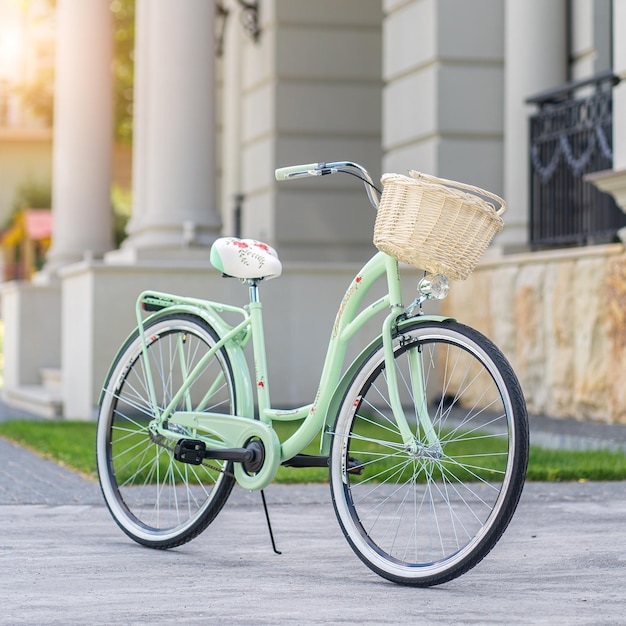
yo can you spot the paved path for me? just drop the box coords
[1,434,626,625]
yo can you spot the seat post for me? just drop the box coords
[248,280,260,304]
[246,279,271,418]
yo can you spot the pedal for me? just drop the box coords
[174,439,206,465]
[347,456,363,475]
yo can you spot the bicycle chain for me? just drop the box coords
[150,433,236,478]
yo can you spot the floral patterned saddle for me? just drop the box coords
[210,237,282,280]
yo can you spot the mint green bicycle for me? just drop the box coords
[96,161,528,587]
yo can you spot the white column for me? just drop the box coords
[119,0,220,258]
[585,1,626,213]
[503,0,568,249]
[220,0,244,238]
[44,0,114,273]
[611,0,626,171]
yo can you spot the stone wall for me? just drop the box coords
[441,243,626,424]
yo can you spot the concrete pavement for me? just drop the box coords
[1,431,626,625]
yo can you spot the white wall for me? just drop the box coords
[570,0,612,79]
[59,260,423,419]
[235,0,383,262]
[1,281,60,388]
[383,0,504,197]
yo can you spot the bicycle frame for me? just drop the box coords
[97,159,527,587]
[130,247,451,491]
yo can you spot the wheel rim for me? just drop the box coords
[97,318,235,543]
[331,325,524,582]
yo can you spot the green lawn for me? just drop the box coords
[1,418,626,483]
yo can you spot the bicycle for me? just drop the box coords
[96,160,529,587]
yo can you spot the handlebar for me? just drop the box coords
[274,162,322,181]
[274,160,381,209]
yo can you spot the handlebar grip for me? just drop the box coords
[275,162,321,181]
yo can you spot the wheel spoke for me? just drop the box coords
[330,321,528,586]
[97,315,237,547]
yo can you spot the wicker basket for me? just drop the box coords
[373,171,506,280]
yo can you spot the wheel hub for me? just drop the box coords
[407,442,444,460]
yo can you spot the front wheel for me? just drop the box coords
[330,320,528,586]
[96,313,238,549]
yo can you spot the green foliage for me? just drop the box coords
[4,179,52,231]
[526,446,626,481]
[2,419,626,484]
[11,179,52,212]
[15,0,136,143]
[0,420,97,478]
[111,183,132,246]
[111,0,135,144]
[14,66,55,126]
[7,176,131,246]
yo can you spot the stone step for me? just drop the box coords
[41,368,62,392]
[2,386,63,419]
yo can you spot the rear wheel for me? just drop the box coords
[96,313,237,548]
[330,320,528,586]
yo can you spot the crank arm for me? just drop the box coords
[169,411,281,490]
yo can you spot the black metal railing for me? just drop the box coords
[527,71,624,248]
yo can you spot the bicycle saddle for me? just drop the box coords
[210,237,282,280]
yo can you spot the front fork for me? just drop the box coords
[381,309,442,455]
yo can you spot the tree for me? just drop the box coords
[111,0,135,144]
[16,0,136,143]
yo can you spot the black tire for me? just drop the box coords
[96,313,237,548]
[330,320,528,586]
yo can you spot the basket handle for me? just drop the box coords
[409,170,506,215]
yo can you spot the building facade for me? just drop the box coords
[1,0,625,425]
[0,0,54,235]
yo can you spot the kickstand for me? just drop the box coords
[260,489,282,555]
